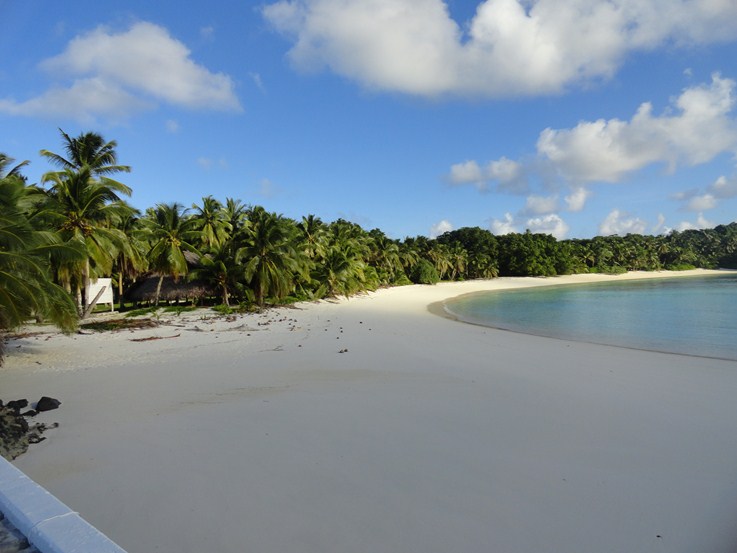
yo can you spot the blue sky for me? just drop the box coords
[2,0,737,240]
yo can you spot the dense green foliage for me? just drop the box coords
[2,130,737,352]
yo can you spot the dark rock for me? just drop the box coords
[35,397,61,412]
[21,410,37,417]
[1,403,59,460]
[6,399,28,413]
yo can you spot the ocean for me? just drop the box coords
[444,273,737,360]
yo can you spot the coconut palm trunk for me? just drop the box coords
[154,274,165,306]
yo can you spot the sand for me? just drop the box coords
[2,270,737,553]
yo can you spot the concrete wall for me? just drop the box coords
[0,457,127,553]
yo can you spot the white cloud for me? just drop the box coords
[490,211,568,238]
[675,174,737,212]
[677,213,715,231]
[685,193,717,212]
[449,160,486,189]
[0,21,241,122]
[448,157,524,192]
[599,209,647,235]
[564,187,590,212]
[487,157,526,193]
[263,0,737,97]
[525,214,569,239]
[524,194,558,215]
[429,219,453,238]
[448,75,737,224]
[0,77,150,124]
[652,213,669,235]
[536,74,737,183]
[709,175,737,199]
[490,212,518,235]
[165,119,180,133]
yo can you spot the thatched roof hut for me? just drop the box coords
[127,251,219,304]
[127,275,215,303]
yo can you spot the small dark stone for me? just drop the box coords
[27,433,45,444]
[21,410,37,417]
[36,396,61,412]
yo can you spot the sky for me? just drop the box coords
[2,0,737,241]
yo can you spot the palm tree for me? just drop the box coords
[297,214,328,260]
[236,208,307,307]
[313,242,373,297]
[140,203,200,305]
[367,230,402,285]
[38,130,134,314]
[0,154,30,181]
[0,163,81,362]
[447,243,468,280]
[191,196,232,250]
[40,129,131,183]
[188,242,241,306]
[40,166,135,314]
[427,243,453,280]
[112,209,148,304]
[222,198,249,236]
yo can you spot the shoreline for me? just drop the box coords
[2,268,737,552]
[427,268,737,361]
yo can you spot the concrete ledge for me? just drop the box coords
[0,457,126,553]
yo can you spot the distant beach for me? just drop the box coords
[3,269,737,553]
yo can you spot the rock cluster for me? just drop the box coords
[0,397,60,461]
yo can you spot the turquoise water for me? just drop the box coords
[444,274,737,360]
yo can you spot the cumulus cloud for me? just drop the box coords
[599,209,647,235]
[450,76,737,233]
[490,212,518,235]
[0,78,150,124]
[448,157,525,192]
[537,74,737,183]
[675,174,737,211]
[524,194,558,215]
[677,213,715,231]
[685,193,717,212]
[652,213,669,235]
[525,214,569,239]
[449,160,486,190]
[0,21,241,122]
[263,0,737,97]
[709,175,737,199]
[429,219,453,238]
[490,211,569,238]
[564,187,590,211]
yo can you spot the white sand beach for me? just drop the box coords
[2,270,737,553]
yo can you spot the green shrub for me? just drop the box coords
[392,272,413,286]
[591,265,627,275]
[409,259,440,284]
[162,305,198,315]
[125,307,159,318]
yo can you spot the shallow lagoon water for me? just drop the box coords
[444,273,737,360]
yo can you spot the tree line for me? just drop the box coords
[2,129,737,340]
